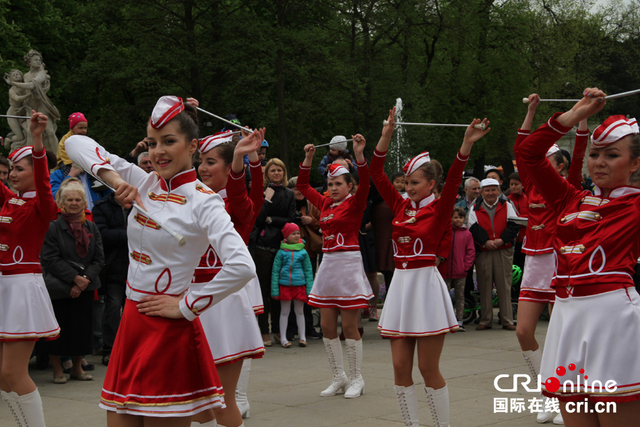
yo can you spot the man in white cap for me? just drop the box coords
[468,178,520,330]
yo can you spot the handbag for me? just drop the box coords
[42,221,86,300]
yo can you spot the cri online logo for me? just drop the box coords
[495,363,617,394]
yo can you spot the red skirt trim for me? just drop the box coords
[519,289,555,304]
[277,285,308,302]
[308,296,369,310]
[100,300,224,414]
[542,390,640,403]
[215,348,265,367]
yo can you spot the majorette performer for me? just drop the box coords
[372,107,490,427]
[189,118,266,427]
[518,87,640,425]
[513,93,589,425]
[65,96,258,426]
[0,112,59,427]
[297,135,372,399]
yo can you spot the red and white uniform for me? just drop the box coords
[514,128,588,304]
[66,136,255,417]
[191,161,264,366]
[518,113,640,403]
[507,191,528,243]
[297,161,373,309]
[372,148,466,337]
[0,148,59,341]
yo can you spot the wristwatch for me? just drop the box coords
[266,216,272,224]
[82,274,91,282]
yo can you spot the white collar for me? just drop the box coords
[217,188,227,200]
[593,185,640,199]
[483,198,499,209]
[411,193,435,209]
[19,191,36,199]
[330,193,353,207]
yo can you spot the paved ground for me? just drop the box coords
[0,312,553,427]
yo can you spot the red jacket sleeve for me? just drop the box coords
[514,129,534,193]
[353,160,370,211]
[32,148,57,221]
[370,149,404,215]
[297,163,328,212]
[517,113,582,213]
[248,160,264,222]
[568,129,589,191]
[227,166,254,227]
[437,224,452,259]
[437,151,469,221]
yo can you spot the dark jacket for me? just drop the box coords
[251,185,296,250]
[41,217,105,292]
[92,193,129,283]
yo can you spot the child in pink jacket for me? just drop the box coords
[444,206,476,331]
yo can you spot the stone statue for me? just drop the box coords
[4,49,60,152]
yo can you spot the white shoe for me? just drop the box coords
[344,339,365,398]
[535,396,555,423]
[320,338,350,396]
[425,385,450,427]
[553,412,564,425]
[394,385,419,426]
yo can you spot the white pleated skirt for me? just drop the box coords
[245,275,264,315]
[0,273,60,341]
[541,288,640,402]
[308,251,373,310]
[194,286,264,365]
[519,254,555,304]
[378,266,458,338]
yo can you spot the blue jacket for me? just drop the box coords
[271,240,314,297]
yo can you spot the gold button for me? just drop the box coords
[560,217,566,222]
[580,247,586,253]
[196,184,202,189]
[148,192,154,197]
[594,214,601,220]
[581,198,585,203]
[560,246,565,252]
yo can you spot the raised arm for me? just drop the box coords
[30,112,57,220]
[438,118,490,220]
[299,144,328,210]
[514,94,540,193]
[370,108,404,212]
[228,128,266,225]
[351,134,370,210]
[568,119,589,190]
[518,88,606,211]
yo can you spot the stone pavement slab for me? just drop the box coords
[0,315,552,426]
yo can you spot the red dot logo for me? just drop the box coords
[545,377,561,393]
[568,364,576,371]
[556,366,566,376]
[579,369,585,374]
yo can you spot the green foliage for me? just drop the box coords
[0,0,638,182]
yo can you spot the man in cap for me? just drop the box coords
[468,178,520,330]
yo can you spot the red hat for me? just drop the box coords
[198,131,234,153]
[150,96,184,129]
[9,146,33,163]
[592,115,638,148]
[403,152,430,176]
[327,164,349,179]
[281,223,299,239]
[68,112,87,130]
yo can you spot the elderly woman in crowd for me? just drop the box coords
[41,178,104,384]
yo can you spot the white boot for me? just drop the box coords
[344,339,364,398]
[424,385,450,427]
[523,349,554,424]
[14,389,46,427]
[553,412,564,425]
[394,385,419,426]
[236,359,251,418]
[320,338,349,396]
[2,390,26,426]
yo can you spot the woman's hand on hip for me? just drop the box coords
[137,295,185,319]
